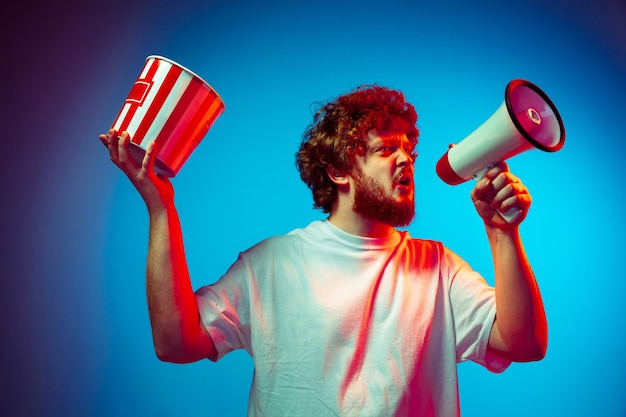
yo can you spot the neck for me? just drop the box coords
[327,210,395,238]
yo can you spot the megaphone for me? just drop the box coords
[436,79,565,221]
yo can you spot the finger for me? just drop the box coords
[471,177,491,201]
[117,132,139,172]
[490,170,521,194]
[484,162,510,180]
[491,181,517,210]
[495,161,509,172]
[142,141,157,174]
[99,132,108,144]
[101,130,124,171]
[499,192,520,212]
[499,196,527,224]
[106,129,119,144]
[508,187,531,212]
[117,132,129,163]
[494,182,531,213]
[99,135,109,150]
[100,129,116,148]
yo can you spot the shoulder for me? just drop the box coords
[240,221,322,259]
[400,233,469,269]
[402,232,445,254]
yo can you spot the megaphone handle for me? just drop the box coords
[472,164,522,223]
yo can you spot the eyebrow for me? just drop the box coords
[375,135,414,150]
[373,135,400,146]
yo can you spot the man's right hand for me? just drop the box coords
[99,130,174,215]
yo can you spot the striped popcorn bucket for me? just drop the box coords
[110,55,225,177]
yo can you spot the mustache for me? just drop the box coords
[394,169,414,185]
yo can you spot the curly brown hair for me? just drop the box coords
[295,85,419,213]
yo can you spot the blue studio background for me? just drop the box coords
[2,0,625,416]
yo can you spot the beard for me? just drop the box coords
[352,170,415,227]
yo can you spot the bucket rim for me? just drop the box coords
[146,55,225,109]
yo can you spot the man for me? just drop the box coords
[100,85,547,416]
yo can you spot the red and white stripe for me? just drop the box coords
[110,56,224,174]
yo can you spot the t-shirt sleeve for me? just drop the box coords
[194,253,252,361]
[444,246,511,373]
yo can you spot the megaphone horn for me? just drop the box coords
[435,79,565,221]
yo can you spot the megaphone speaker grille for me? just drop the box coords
[506,79,565,152]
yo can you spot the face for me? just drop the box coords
[351,130,416,227]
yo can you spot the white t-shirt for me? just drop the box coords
[195,220,510,417]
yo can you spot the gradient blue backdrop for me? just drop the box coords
[2,0,625,416]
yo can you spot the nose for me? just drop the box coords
[397,148,413,166]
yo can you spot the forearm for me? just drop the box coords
[146,204,212,363]
[487,226,547,361]
[100,132,214,362]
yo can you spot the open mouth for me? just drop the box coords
[396,175,413,188]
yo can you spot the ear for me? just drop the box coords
[326,165,349,186]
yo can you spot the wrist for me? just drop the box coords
[485,223,520,243]
[147,199,177,219]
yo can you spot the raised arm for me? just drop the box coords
[100,130,217,363]
[471,163,548,362]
